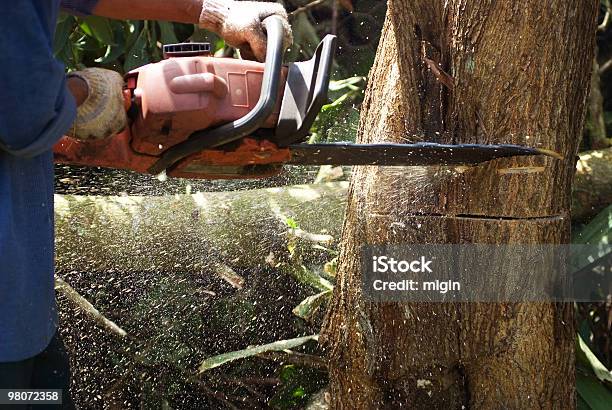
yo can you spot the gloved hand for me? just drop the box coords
[67,68,127,140]
[199,0,293,62]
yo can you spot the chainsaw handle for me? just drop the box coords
[148,15,286,175]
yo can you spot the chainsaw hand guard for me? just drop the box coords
[148,15,288,175]
[274,34,337,146]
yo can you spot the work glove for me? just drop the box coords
[67,68,128,140]
[199,0,293,62]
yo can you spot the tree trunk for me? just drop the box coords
[586,53,610,149]
[322,2,597,409]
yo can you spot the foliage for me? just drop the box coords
[573,204,612,246]
[198,335,319,373]
[573,204,612,408]
[269,365,327,409]
[54,14,207,73]
[309,76,366,143]
[577,335,612,409]
[292,290,332,321]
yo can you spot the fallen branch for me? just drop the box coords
[55,276,128,338]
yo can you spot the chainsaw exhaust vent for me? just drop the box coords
[163,43,211,59]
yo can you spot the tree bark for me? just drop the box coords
[322,1,597,409]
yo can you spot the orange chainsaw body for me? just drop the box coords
[128,55,287,156]
[55,45,294,179]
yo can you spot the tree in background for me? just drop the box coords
[322,1,598,408]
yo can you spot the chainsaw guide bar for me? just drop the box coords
[287,142,548,166]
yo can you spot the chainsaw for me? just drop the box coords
[53,16,552,179]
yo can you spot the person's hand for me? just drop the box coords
[67,68,127,140]
[199,0,293,62]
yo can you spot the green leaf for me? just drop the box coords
[124,28,151,72]
[54,14,76,57]
[279,364,297,382]
[285,217,299,229]
[578,394,591,410]
[270,365,326,409]
[323,257,338,277]
[576,394,591,410]
[158,22,179,45]
[95,21,129,66]
[214,38,226,53]
[148,22,162,61]
[198,335,319,373]
[124,21,143,51]
[95,45,124,65]
[577,334,612,384]
[572,204,612,246]
[292,265,334,292]
[577,373,612,410]
[570,205,612,299]
[81,16,115,45]
[292,290,332,321]
[329,76,366,92]
[292,386,306,398]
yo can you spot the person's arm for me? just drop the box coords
[92,0,203,24]
[0,3,78,157]
[91,0,292,62]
